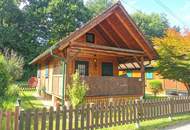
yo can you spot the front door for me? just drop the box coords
[102,62,113,76]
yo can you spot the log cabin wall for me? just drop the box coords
[67,55,119,77]
[37,58,62,96]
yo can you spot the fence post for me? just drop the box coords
[14,106,19,130]
[135,99,140,128]
[169,97,173,121]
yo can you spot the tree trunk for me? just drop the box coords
[184,83,190,96]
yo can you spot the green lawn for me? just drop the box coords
[98,114,190,130]
[20,91,44,109]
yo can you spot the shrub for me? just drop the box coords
[0,55,11,97]
[2,49,24,81]
[6,84,21,97]
[67,71,89,108]
[149,80,163,96]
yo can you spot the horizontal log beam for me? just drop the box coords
[70,46,144,57]
[71,42,144,55]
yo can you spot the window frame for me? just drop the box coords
[86,33,95,43]
[75,60,89,76]
[101,62,113,76]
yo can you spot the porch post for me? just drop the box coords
[140,57,145,98]
[64,50,69,106]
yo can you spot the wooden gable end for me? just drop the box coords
[72,4,154,57]
[74,10,142,50]
[30,2,157,65]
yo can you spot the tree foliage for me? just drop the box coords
[85,0,116,15]
[131,11,169,41]
[0,54,11,97]
[153,29,190,95]
[48,0,92,45]
[67,71,89,108]
[149,80,162,96]
[0,0,92,80]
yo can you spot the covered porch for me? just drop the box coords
[52,42,146,99]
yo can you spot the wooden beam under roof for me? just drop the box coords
[114,11,153,59]
[70,48,120,57]
[95,25,115,47]
[98,23,121,48]
[70,46,143,57]
[71,42,144,55]
[106,18,134,49]
[100,20,128,48]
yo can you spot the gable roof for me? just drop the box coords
[30,1,157,65]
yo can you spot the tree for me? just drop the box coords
[0,0,92,80]
[149,80,162,96]
[153,29,190,95]
[85,0,116,15]
[131,11,169,41]
[47,0,92,45]
[67,71,89,108]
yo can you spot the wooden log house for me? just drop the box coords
[30,2,157,105]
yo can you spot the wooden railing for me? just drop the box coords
[52,75,143,97]
[81,76,143,96]
[52,75,63,97]
[1,97,190,130]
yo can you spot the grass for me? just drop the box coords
[98,114,190,130]
[20,91,44,109]
[144,93,167,99]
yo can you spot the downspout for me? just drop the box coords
[50,48,66,106]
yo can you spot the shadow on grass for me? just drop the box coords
[99,114,190,130]
[20,91,44,109]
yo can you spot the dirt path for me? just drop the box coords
[33,92,53,108]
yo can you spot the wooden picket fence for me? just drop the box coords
[1,96,190,130]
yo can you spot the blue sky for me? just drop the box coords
[84,0,190,28]
[121,0,190,28]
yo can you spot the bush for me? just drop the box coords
[149,80,163,96]
[0,55,11,97]
[3,49,24,81]
[0,84,20,109]
[6,84,21,97]
[67,71,89,108]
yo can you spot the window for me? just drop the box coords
[102,62,113,76]
[126,71,132,77]
[86,33,95,43]
[75,61,89,76]
[37,65,41,78]
[146,72,153,79]
[45,63,49,78]
[53,61,62,75]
